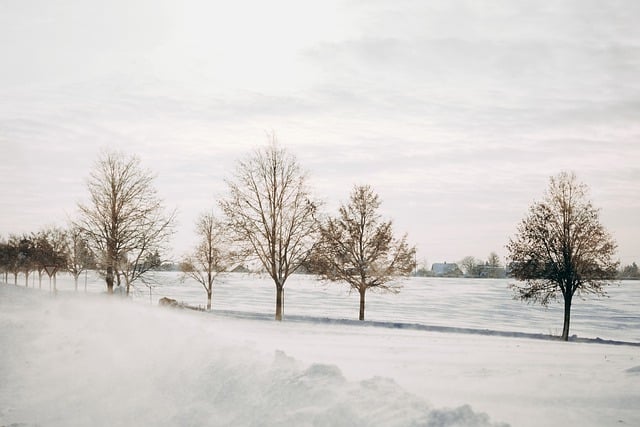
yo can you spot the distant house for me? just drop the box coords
[476,264,507,279]
[431,262,463,277]
[230,264,250,273]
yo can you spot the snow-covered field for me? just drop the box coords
[1,274,639,426]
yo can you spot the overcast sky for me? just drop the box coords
[1,0,639,266]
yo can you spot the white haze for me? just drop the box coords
[1,275,639,427]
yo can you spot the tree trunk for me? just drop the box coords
[561,293,572,341]
[25,271,29,287]
[359,289,366,321]
[74,275,79,292]
[207,273,213,311]
[38,271,43,289]
[275,284,284,321]
[106,266,114,294]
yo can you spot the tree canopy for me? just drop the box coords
[181,212,235,310]
[310,185,415,320]
[507,171,618,340]
[76,150,175,294]
[219,139,319,320]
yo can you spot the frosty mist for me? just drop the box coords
[2,278,639,427]
[1,286,510,427]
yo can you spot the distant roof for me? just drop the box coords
[230,265,250,273]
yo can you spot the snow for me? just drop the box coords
[1,274,639,427]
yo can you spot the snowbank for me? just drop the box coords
[1,283,638,427]
[0,285,506,427]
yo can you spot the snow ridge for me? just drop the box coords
[207,309,640,347]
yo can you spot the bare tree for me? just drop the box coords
[7,234,35,287]
[507,172,618,341]
[5,236,17,284]
[620,262,640,280]
[487,252,501,269]
[181,212,235,310]
[459,256,480,277]
[486,251,503,278]
[4,235,22,285]
[0,237,8,283]
[40,227,68,292]
[76,150,175,294]
[32,231,51,288]
[310,185,416,321]
[66,224,96,292]
[219,139,319,320]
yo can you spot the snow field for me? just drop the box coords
[1,278,639,427]
[26,271,640,342]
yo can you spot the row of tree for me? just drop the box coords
[0,140,414,321]
[182,141,416,320]
[619,262,640,280]
[0,140,623,341]
[0,227,94,291]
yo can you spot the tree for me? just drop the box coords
[143,250,162,271]
[66,225,96,292]
[487,252,501,269]
[32,230,52,289]
[181,212,235,310]
[310,185,416,321]
[13,235,35,287]
[5,235,22,285]
[414,258,432,277]
[0,237,12,283]
[219,139,319,320]
[507,172,618,341]
[459,256,480,277]
[35,227,68,292]
[76,150,175,294]
[485,251,503,278]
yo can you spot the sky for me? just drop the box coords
[1,0,639,265]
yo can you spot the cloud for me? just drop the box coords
[0,0,638,263]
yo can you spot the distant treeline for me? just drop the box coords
[2,230,637,284]
[618,262,640,280]
[413,256,639,280]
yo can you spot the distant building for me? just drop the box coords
[431,262,463,277]
[230,264,250,273]
[476,264,507,279]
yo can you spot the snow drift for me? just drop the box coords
[0,286,507,427]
